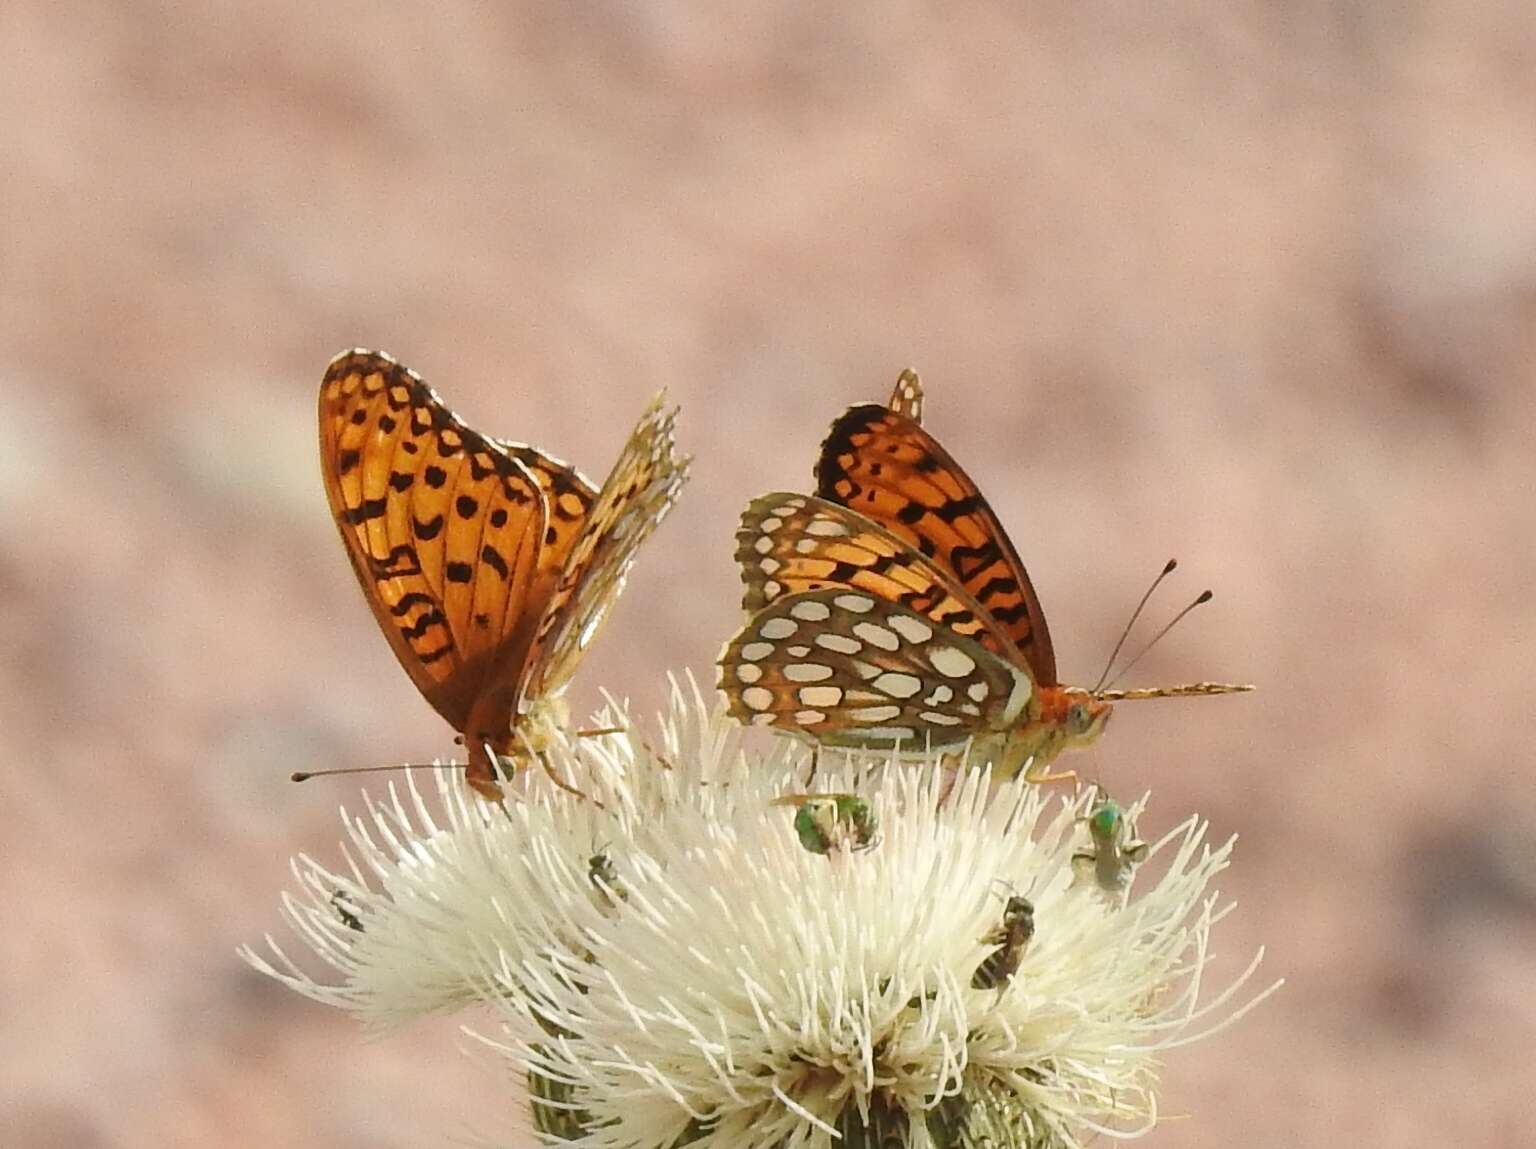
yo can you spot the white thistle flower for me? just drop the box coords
[244,675,1276,1149]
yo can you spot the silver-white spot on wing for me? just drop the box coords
[887,614,933,644]
[852,622,900,652]
[789,599,832,623]
[718,589,1025,750]
[785,663,834,683]
[816,633,862,655]
[759,617,797,641]
[873,672,923,699]
[928,645,977,678]
[805,518,850,538]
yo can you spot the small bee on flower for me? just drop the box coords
[772,791,881,854]
[1072,788,1150,899]
[971,891,1036,990]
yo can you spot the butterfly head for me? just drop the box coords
[1052,687,1113,752]
[995,687,1111,778]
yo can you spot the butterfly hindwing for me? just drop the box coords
[735,493,1021,661]
[525,393,689,699]
[319,350,548,732]
[718,588,1032,750]
[888,368,924,424]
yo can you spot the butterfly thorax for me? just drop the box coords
[993,686,1112,779]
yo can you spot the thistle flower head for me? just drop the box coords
[245,676,1274,1148]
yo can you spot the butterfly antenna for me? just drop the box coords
[1100,590,1214,693]
[1092,558,1178,693]
[291,762,454,782]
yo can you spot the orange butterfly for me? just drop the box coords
[319,349,688,800]
[718,369,1249,780]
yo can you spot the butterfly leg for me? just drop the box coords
[470,732,599,806]
[1022,759,1079,787]
[512,709,607,806]
[518,739,605,807]
[579,721,676,772]
[535,754,606,807]
[576,723,673,767]
[643,737,678,771]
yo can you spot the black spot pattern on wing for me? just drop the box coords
[814,397,1057,685]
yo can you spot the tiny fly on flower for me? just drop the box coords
[588,850,625,896]
[330,888,364,933]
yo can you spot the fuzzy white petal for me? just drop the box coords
[244,674,1275,1148]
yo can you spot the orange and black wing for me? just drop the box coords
[318,350,549,734]
[498,442,597,578]
[815,386,1057,684]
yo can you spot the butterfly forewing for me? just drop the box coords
[719,588,1032,750]
[525,393,689,699]
[499,442,598,574]
[736,493,1021,662]
[320,351,550,732]
[815,403,1058,685]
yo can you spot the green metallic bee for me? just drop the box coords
[1072,790,1148,897]
[773,793,880,855]
[971,893,1035,989]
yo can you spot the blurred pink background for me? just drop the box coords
[4,2,1535,1146]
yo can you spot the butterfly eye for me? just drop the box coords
[1068,703,1095,734]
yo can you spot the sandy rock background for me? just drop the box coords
[3,2,1535,1146]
